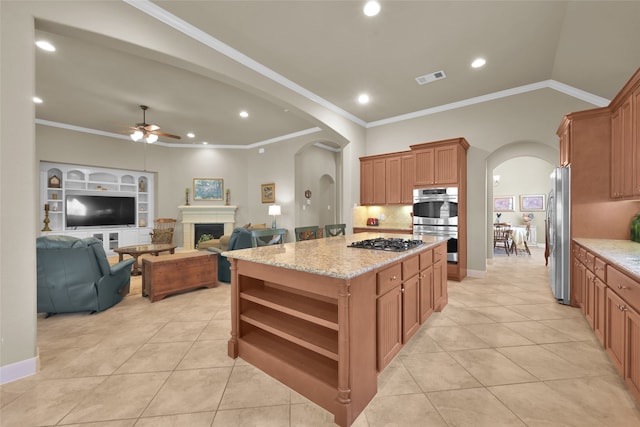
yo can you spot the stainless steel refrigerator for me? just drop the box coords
[547,166,571,305]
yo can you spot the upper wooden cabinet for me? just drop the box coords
[610,68,640,199]
[360,151,412,206]
[360,157,387,205]
[411,138,470,187]
[558,119,571,167]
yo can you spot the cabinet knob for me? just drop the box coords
[617,284,628,290]
[391,275,397,281]
[595,266,602,271]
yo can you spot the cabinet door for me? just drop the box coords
[584,270,596,328]
[594,278,607,345]
[385,156,402,204]
[377,286,402,370]
[611,98,633,198]
[373,158,386,205]
[433,259,445,311]
[360,159,374,205]
[402,275,420,342]
[433,145,458,185]
[414,148,435,186]
[625,306,640,402]
[419,265,434,323]
[571,256,585,308]
[605,289,626,375]
[401,154,415,204]
[559,120,571,167]
[633,88,640,197]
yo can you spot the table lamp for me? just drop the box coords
[268,205,281,228]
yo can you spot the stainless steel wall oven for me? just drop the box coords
[413,187,459,263]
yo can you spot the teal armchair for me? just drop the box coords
[36,235,135,315]
[209,227,253,283]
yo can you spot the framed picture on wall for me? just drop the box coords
[520,194,545,211]
[261,183,275,203]
[193,178,224,200]
[493,196,515,212]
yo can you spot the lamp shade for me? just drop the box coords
[268,205,281,216]
[145,133,158,143]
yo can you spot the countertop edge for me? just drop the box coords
[573,238,640,280]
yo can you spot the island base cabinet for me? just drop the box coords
[605,289,626,375]
[228,259,377,427]
[376,286,402,371]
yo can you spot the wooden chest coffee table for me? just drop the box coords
[141,251,218,302]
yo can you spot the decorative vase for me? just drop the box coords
[225,190,230,206]
[185,193,190,206]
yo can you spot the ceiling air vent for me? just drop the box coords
[415,70,447,85]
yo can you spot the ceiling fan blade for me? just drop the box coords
[144,124,160,132]
[152,130,181,139]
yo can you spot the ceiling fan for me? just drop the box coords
[129,105,181,143]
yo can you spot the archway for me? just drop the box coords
[485,141,558,259]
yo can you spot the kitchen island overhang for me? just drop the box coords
[224,233,448,427]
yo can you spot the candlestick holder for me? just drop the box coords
[42,204,52,232]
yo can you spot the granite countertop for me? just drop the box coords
[573,238,640,279]
[223,232,445,279]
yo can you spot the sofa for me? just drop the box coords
[36,235,135,315]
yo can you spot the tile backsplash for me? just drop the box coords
[353,205,413,229]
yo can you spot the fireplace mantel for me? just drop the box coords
[178,205,237,249]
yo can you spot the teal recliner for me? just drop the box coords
[36,235,135,315]
[209,227,253,283]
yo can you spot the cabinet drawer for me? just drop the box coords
[607,265,640,312]
[419,249,433,269]
[378,263,402,296]
[579,247,587,263]
[403,256,419,280]
[594,257,607,282]
[433,243,446,263]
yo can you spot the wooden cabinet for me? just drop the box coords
[385,155,402,204]
[611,97,633,198]
[610,69,640,199]
[360,153,410,206]
[418,249,434,323]
[411,143,466,187]
[558,118,571,166]
[433,243,447,311]
[402,255,421,342]
[400,153,415,204]
[606,288,627,375]
[360,157,386,205]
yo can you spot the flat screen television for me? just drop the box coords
[65,194,136,228]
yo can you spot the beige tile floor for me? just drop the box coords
[2,247,640,426]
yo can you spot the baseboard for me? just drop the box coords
[466,268,486,278]
[0,356,37,385]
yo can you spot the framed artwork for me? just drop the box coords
[261,183,275,203]
[493,196,515,212]
[520,194,546,211]
[193,178,224,201]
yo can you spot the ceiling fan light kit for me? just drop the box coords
[129,105,180,143]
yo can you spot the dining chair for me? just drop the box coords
[493,224,513,256]
[295,225,320,241]
[251,228,286,247]
[324,223,347,237]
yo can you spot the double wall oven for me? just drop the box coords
[412,187,459,263]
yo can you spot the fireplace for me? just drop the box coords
[194,223,225,246]
[178,205,237,249]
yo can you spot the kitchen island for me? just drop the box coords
[224,232,447,427]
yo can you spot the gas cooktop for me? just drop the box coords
[348,238,424,252]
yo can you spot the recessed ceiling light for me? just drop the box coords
[187,132,195,138]
[33,96,43,104]
[35,40,56,52]
[358,93,370,104]
[202,142,208,145]
[239,110,249,118]
[363,1,381,17]
[471,58,486,68]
